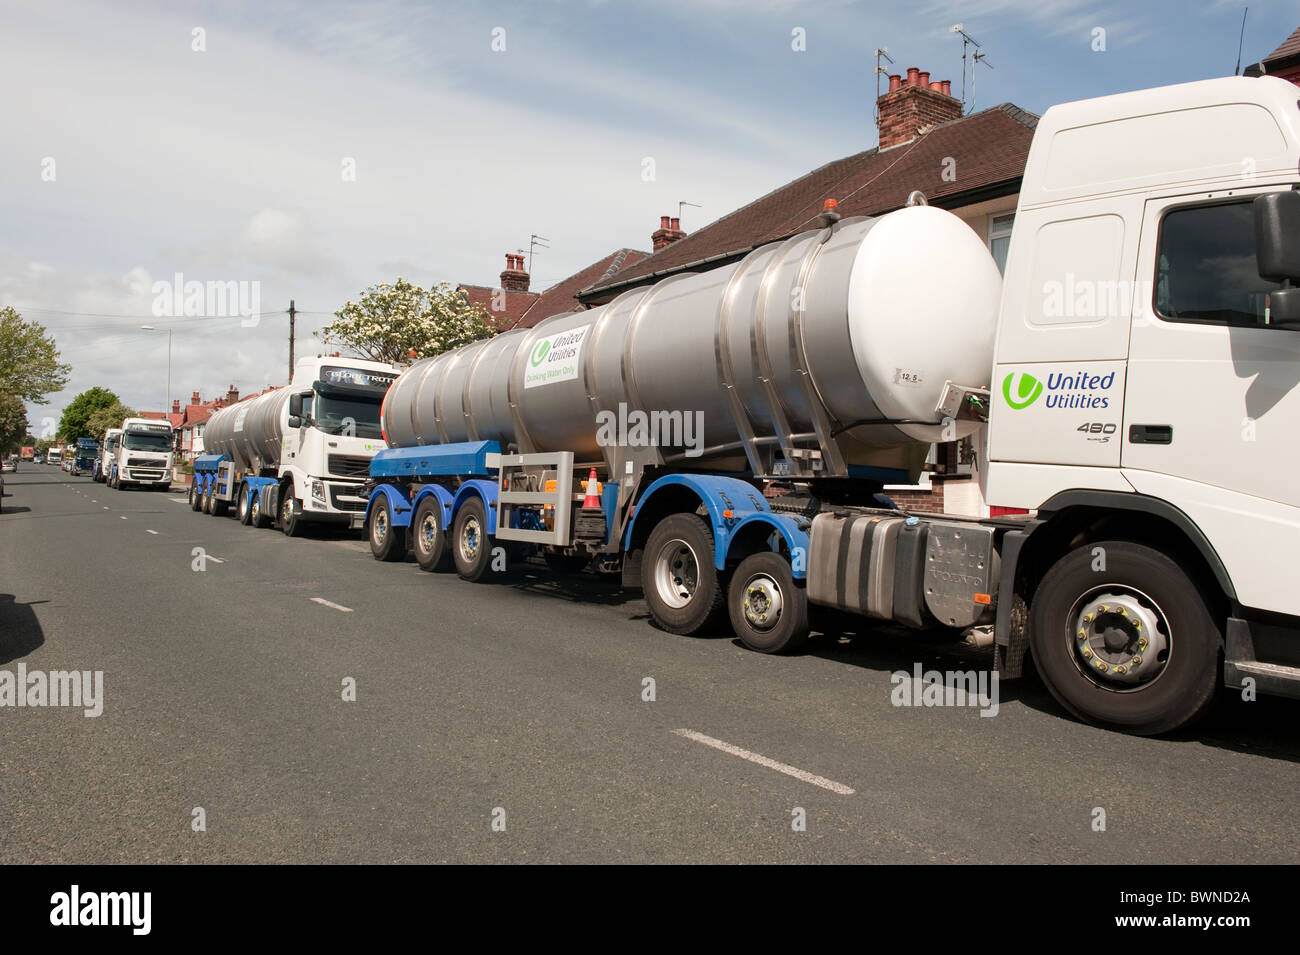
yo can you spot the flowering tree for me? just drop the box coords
[318,278,496,363]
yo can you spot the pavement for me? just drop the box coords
[2,466,1298,863]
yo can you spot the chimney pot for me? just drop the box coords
[191,391,200,404]
[888,73,901,92]
[930,81,943,91]
[906,66,920,85]
[670,217,680,230]
[918,71,930,88]
[660,215,671,229]
[172,399,180,413]
[941,79,951,96]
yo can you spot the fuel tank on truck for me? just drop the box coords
[382,205,1003,479]
[204,387,291,474]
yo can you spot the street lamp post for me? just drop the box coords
[140,325,172,414]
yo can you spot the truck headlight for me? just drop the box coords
[311,479,326,503]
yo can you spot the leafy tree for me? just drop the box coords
[0,306,70,403]
[318,279,496,364]
[86,400,137,441]
[0,393,28,454]
[58,386,121,441]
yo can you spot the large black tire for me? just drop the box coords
[189,480,203,511]
[203,481,216,515]
[640,513,728,636]
[728,551,810,654]
[238,486,253,525]
[1029,540,1222,736]
[411,496,451,572]
[280,491,304,537]
[249,488,270,529]
[451,498,493,581]
[368,498,405,561]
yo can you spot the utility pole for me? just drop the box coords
[288,299,296,383]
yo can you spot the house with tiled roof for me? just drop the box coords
[458,247,649,331]
[575,65,1036,515]
[1246,24,1300,85]
[581,69,1033,307]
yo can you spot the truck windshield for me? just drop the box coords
[314,395,383,438]
[123,432,173,452]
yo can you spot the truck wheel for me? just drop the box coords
[1029,540,1222,736]
[412,497,451,572]
[641,513,728,636]
[203,481,216,514]
[189,481,203,511]
[250,488,270,528]
[238,486,253,525]
[728,551,810,654]
[452,498,493,581]
[280,494,303,537]
[368,498,405,561]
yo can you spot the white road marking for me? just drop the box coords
[102,506,109,510]
[146,529,158,535]
[310,597,353,613]
[120,516,127,520]
[206,556,225,564]
[166,498,187,504]
[672,729,855,795]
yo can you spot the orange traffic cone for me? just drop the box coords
[582,468,600,508]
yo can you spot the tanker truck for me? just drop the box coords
[362,76,1300,735]
[107,417,174,489]
[190,355,397,535]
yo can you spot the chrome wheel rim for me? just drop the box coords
[1068,586,1170,689]
[653,538,699,610]
[740,573,783,631]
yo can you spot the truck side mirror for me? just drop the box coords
[1254,191,1300,282]
[288,415,303,429]
[1256,192,1300,330]
[288,394,304,417]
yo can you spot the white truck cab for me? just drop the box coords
[982,76,1300,729]
[110,418,174,490]
[96,428,122,483]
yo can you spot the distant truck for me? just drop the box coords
[94,429,122,483]
[19,447,34,462]
[107,418,174,490]
[72,438,100,476]
[45,448,62,466]
[189,355,397,534]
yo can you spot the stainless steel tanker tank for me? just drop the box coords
[205,387,293,473]
[381,206,1003,479]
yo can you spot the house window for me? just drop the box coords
[988,213,1015,275]
[1155,199,1280,327]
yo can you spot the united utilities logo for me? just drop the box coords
[530,340,550,367]
[1002,372,1042,410]
[1002,370,1115,411]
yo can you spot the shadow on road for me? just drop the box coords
[0,595,47,664]
[793,616,1300,762]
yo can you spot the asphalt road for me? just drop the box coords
[2,465,1298,864]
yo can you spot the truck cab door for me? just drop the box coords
[1124,188,1300,613]
[283,392,312,464]
[1125,191,1297,505]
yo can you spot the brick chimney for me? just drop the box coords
[651,215,687,251]
[500,253,530,292]
[172,399,180,414]
[191,391,200,405]
[226,385,239,404]
[877,67,962,150]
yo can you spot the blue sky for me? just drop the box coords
[1,0,1296,426]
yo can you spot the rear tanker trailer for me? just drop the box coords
[366,203,1006,645]
[191,355,397,534]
